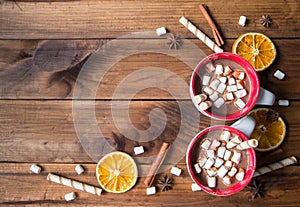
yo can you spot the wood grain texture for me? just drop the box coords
[0,0,299,39]
[0,39,299,99]
[0,100,299,163]
[0,163,299,206]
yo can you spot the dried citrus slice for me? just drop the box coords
[248,108,286,152]
[96,151,138,193]
[232,32,276,71]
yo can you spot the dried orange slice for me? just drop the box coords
[232,33,276,71]
[248,108,286,152]
[96,151,138,193]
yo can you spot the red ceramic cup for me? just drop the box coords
[186,125,256,196]
[190,52,260,121]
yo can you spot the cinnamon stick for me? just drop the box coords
[199,4,224,46]
[144,142,170,187]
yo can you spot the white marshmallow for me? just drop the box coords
[238,16,247,26]
[198,158,207,167]
[156,27,167,36]
[203,158,215,170]
[194,94,207,104]
[215,64,224,75]
[217,146,226,158]
[274,70,285,80]
[218,76,227,84]
[231,150,242,164]
[170,166,182,176]
[194,163,202,174]
[228,77,236,85]
[227,85,238,92]
[217,166,229,178]
[234,89,247,98]
[225,160,233,169]
[201,139,211,150]
[210,79,220,90]
[65,192,76,201]
[203,87,214,95]
[210,140,221,150]
[191,183,202,191]
[223,150,232,160]
[278,99,289,106]
[236,80,245,89]
[224,93,234,101]
[134,146,145,155]
[214,97,225,108]
[214,157,224,168]
[206,63,216,73]
[207,176,216,188]
[220,131,231,142]
[238,72,245,80]
[223,175,232,185]
[228,166,238,177]
[200,101,212,110]
[206,149,215,158]
[209,91,219,102]
[235,168,245,181]
[216,82,227,94]
[202,75,211,86]
[146,186,156,195]
[235,98,246,109]
[224,66,233,76]
[30,164,42,174]
[75,164,85,175]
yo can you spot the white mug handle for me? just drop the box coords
[256,87,275,105]
[231,116,256,138]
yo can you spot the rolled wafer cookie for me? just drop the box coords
[226,136,242,149]
[253,156,297,177]
[236,139,258,150]
[179,16,223,53]
[47,173,102,196]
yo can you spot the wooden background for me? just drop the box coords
[0,0,300,206]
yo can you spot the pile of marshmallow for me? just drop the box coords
[194,63,248,111]
[193,130,258,188]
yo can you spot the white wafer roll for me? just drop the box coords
[231,150,241,164]
[226,136,242,149]
[194,94,207,104]
[254,156,297,177]
[47,173,102,196]
[217,166,228,178]
[236,139,258,150]
[200,101,212,110]
[207,176,216,188]
[235,168,245,181]
[201,139,211,150]
[203,158,215,170]
[179,16,223,53]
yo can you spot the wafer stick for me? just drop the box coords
[253,156,297,177]
[179,16,223,53]
[47,173,102,196]
[144,142,170,187]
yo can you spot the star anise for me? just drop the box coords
[260,15,272,28]
[266,109,279,123]
[157,175,173,191]
[247,179,265,199]
[167,34,182,50]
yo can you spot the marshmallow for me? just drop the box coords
[218,76,227,84]
[202,75,211,86]
[65,192,76,201]
[224,160,233,169]
[233,71,245,80]
[217,146,226,158]
[220,131,231,142]
[238,16,247,26]
[223,175,232,185]
[203,87,214,95]
[75,164,85,175]
[234,89,247,98]
[224,66,233,76]
[236,80,245,89]
[228,76,236,85]
[203,158,215,170]
[235,168,245,181]
[30,164,42,174]
[200,101,212,110]
[207,167,217,176]
[206,63,216,73]
[170,166,182,176]
[206,149,215,158]
[194,163,202,174]
[228,166,238,177]
[198,158,207,167]
[235,98,246,109]
[146,186,156,195]
[194,94,207,104]
[214,97,225,108]
[215,64,224,75]
[224,93,234,101]
[226,135,242,149]
[216,82,226,94]
[210,79,220,90]
[191,183,202,191]
[210,140,221,150]
[201,139,211,150]
[214,157,224,168]
[223,150,232,160]
[217,166,229,178]
[278,99,289,106]
[156,27,167,36]
[236,139,258,150]
[209,91,219,102]
[227,85,238,92]
[238,72,245,80]
[207,176,216,188]
[231,150,242,164]
[134,146,145,155]
[274,70,285,80]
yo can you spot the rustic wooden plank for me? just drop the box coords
[0,39,299,99]
[0,0,299,39]
[0,100,299,163]
[0,163,299,206]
